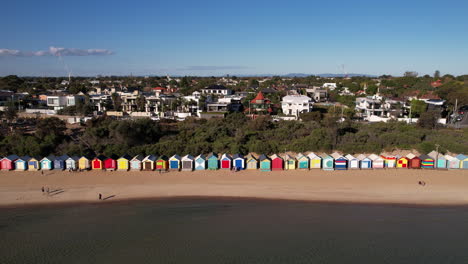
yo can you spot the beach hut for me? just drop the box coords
[321,154,334,171]
[117,154,131,171]
[104,156,118,171]
[195,154,206,170]
[419,154,435,169]
[156,156,168,171]
[181,155,194,171]
[259,154,271,171]
[143,155,157,171]
[246,154,258,170]
[435,155,447,169]
[28,157,40,171]
[285,155,296,170]
[345,154,359,169]
[296,153,309,170]
[271,154,284,171]
[308,153,322,169]
[357,154,372,169]
[382,156,397,168]
[54,155,68,170]
[40,155,54,170]
[130,155,144,171]
[169,154,182,171]
[220,154,232,169]
[78,156,91,170]
[331,153,347,170]
[1,155,19,170]
[369,154,385,169]
[92,156,105,170]
[396,157,409,168]
[207,153,219,170]
[457,154,468,169]
[409,156,421,169]
[65,156,79,170]
[14,156,30,171]
[446,155,460,169]
[233,154,245,170]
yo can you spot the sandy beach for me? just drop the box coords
[1,169,468,207]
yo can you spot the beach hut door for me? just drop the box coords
[235,160,243,169]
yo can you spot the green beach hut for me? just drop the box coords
[207,153,219,170]
[296,153,309,170]
[259,154,271,172]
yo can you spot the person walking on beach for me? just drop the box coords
[99,193,102,200]
[41,186,44,193]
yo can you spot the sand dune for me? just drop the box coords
[1,169,468,207]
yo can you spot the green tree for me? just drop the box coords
[410,100,427,117]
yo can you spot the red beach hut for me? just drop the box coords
[271,154,284,171]
[409,156,421,169]
[0,155,19,170]
[104,156,117,171]
[92,155,105,170]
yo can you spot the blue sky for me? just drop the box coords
[1,0,467,76]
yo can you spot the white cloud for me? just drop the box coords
[0,46,114,57]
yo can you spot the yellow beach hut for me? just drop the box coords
[27,157,40,171]
[78,156,91,170]
[308,152,322,169]
[117,154,131,171]
[285,155,297,170]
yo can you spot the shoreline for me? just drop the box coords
[1,169,468,208]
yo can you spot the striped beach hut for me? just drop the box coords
[66,156,79,170]
[28,157,40,171]
[169,154,182,171]
[195,154,206,170]
[331,153,347,170]
[419,154,435,169]
[143,155,157,171]
[397,157,409,168]
[308,153,322,169]
[233,154,245,170]
[357,154,372,169]
[130,155,144,171]
[296,153,309,170]
[220,154,232,170]
[271,154,284,171]
[40,155,54,170]
[409,156,421,169]
[285,155,296,170]
[259,154,271,171]
[92,155,105,170]
[345,154,359,169]
[1,155,19,170]
[383,156,397,168]
[54,155,68,170]
[15,156,30,171]
[104,156,118,171]
[78,156,91,170]
[321,154,334,171]
[446,155,460,169]
[369,154,385,169]
[246,154,258,170]
[156,156,168,171]
[117,154,131,171]
[207,153,219,170]
[181,155,194,171]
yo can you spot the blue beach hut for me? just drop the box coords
[14,156,30,171]
[54,155,68,170]
[195,154,206,170]
[40,155,55,170]
[233,154,245,170]
[169,154,182,171]
[259,154,271,172]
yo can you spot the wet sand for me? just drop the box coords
[1,169,468,207]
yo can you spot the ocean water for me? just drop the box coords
[1,198,468,264]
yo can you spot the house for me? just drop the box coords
[456,154,468,169]
[46,95,84,110]
[54,155,68,170]
[28,157,40,171]
[285,155,296,170]
[246,91,273,115]
[65,156,79,170]
[1,155,19,170]
[117,154,132,171]
[308,153,322,169]
[271,154,284,170]
[409,156,421,169]
[397,157,409,168]
[345,154,359,169]
[143,155,157,171]
[281,95,314,119]
[78,156,91,170]
[321,154,334,171]
[207,153,219,170]
[92,156,106,170]
[369,154,385,169]
[246,154,258,170]
[357,154,372,169]
[446,155,460,169]
[220,154,232,169]
[382,156,397,168]
[259,154,271,171]
[195,154,206,170]
[14,156,30,171]
[296,153,309,170]
[201,85,233,96]
[156,156,168,171]
[169,154,182,171]
[233,154,245,170]
[40,155,55,170]
[419,155,435,169]
[104,156,118,171]
[130,155,144,171]
[181,155,194,171]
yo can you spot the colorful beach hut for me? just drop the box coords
[143,155,157,171]
[321,154,334,171]
[409,156,421,169]
[181,155,194,171]
[446,155,460,169]
[369,154,385,169]
[419,154,435,169]
[271,154,284,171]
[156,156,168,170]
[207,153,219,170]
[14,156,30,171]
[169,154,182,171]
[436,155,447,169]
[195,154,206,170]
[456,154,468,169]
[397,157,409,168]
[308,153,322,169]
[1,155,19,170]
[40,155,54,170]
[296,153,309,170]
[220,154,232,169]
[104,156,118,171]
[28,157,40,171]
[54,155,68,170]
[130,155,144,171]
[345,154,359,169]
[285,155,296,170]
[246,154,258,170]
[331,153,347,170]
[92,156,105,170]
[383,156,397,168]
[357,154,372,169]
[259,154,271,171]
[117,154,131,171]
[66,156,79,170]
[78,156,91,170]
[233,154,245,170]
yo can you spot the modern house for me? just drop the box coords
[281,95,314,119]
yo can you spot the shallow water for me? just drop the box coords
[1,198,468,264]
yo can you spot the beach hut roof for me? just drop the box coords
[233,154,244,159]
[444,154,456,160]
[19,155,31,161]
[345,154,357,160]
[356,154,367,160]
[144,155,157,161]
[259,154,270,161]
[406,153,416,159]
[170,154,181,160]
[57,154,70,160]
[330,152,344,159]
[195,154,206,160]
[419,154,434,160]
[5,154,20,161]
[207,153,218,159]
[221,153,232,160]
[182,154,194,161]
[157,155,168,160]
[119,154,132,160]
[427,150,439,159]
[70,156,80,161]
[284,154,295,160]
[131,155,145,161]
[270,154,282,160]
[41,155,55,162]
[307,152,318,159]
[246,153,257,161]
[95,155,107,160]
[456,154,467,160]
[320,153,332,159]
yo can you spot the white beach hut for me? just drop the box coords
[345,154,360,169]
